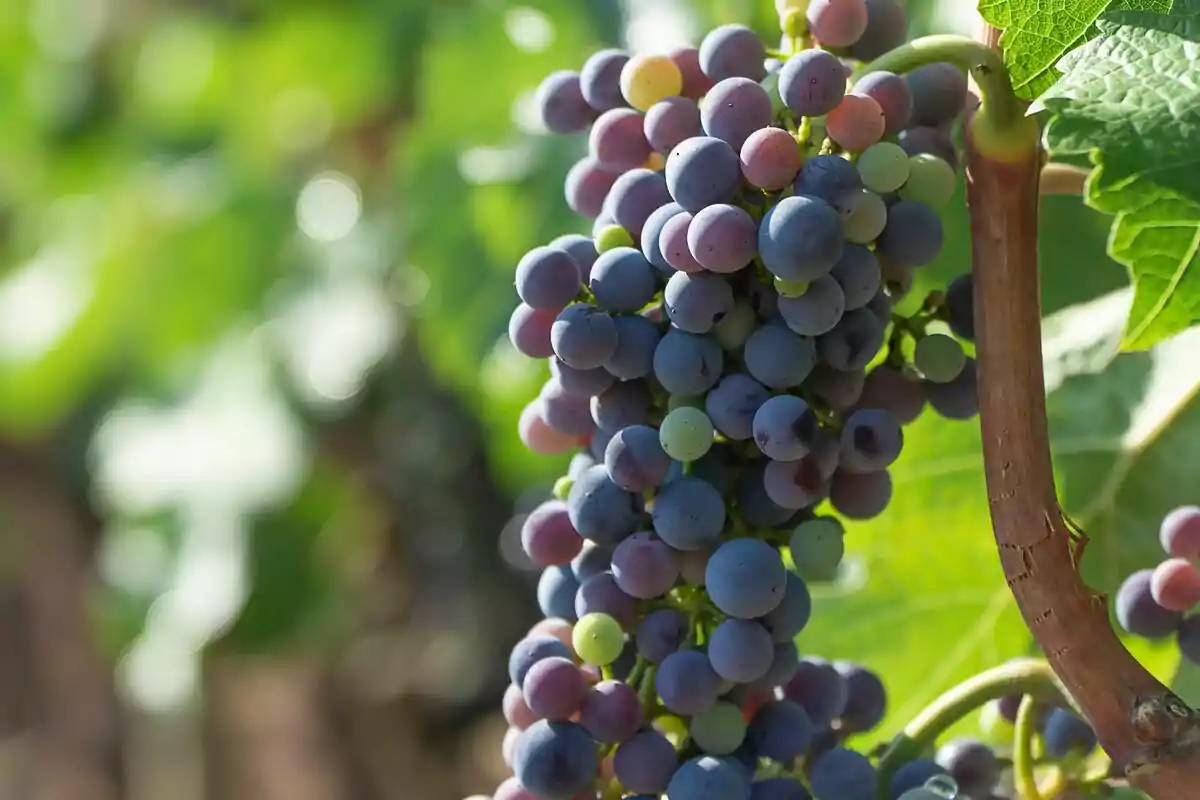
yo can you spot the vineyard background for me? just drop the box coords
[0,1,1186,799]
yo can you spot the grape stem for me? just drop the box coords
[965,20,1200,800]
[1015,696,1047,800]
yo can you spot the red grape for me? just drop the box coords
[1161,506,1200,559]
[826,94,886,153]
[1151,558,1200,612]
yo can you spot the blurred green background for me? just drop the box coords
[1,0,1196,798]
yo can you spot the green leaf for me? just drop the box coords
[1037,1,1200,348]
[978,0,1170,100]
[801,288,1200,740]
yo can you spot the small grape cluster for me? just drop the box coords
[1115,506,1200,665]
[488,1,983,799]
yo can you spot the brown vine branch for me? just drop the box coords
[968,22,1200,800]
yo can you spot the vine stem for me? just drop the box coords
[965,19,1200,800]
[1015,696,1046,800]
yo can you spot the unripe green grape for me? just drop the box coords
[690,702,747,754]
[774,276,810,298]
[899,153,958,207]
[838,188,888,244]
[857,141,911,193]
[789,517,845,582]
[596,224,635,253]
[654,714,690,747]
[915,333,966,384]
[659,407,715,462]
[553,476,574,500]
[714,301,757,350]
[573,612,625,665]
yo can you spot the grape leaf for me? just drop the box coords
[801,289,1200,740]
[1035,1,1200,349]
[977,0,1171,100]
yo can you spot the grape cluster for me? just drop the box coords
[489,2,984,799]
[1115,506,1200,665]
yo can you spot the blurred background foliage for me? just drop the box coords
[0,0,1193,798]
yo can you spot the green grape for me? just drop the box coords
[899,153,957,207]
[659,407,715,462]
[857,141,911,194]
[553,476,574,500]
[773,276,810,298]
[915,332,966,384]
[596,224,635,253]
[654,714,690,747]
[838,188,888,244]
[788,517,845,582]
[714,300,757,351]
[977,699,1014,746]
[689,702,747,755]
[572,612,625,665]
[668,395,706,412]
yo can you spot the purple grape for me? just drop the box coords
[614,730,679,794]
[784,657,848,727]
[740,126,803,191]
[759,195,845,282]
[645,96,703,154]
[590,247,657,313]
[808,365,866,411]
[642,201,686,274]
[567,464,641,546]
[522,501,583,567]
[666,136,741,213]
[779,50,846,118]
[818,308,885,372]
[830,244,882,310]
[540,378,596,437]
[611,531,681,599]
[936,738,1000,797]
[748,701,815,761]
[877,200,943,268]
[925,357,979,420]
[1042,708,1097,757]
[653,328,725,396]
[512,720,598,800]
[736,463,795,528]
[590,108,652,172]
[840,408,903,472]
[850,0,908,61]
[1178,615,1200,664]
[657,650,722,715]
[652,476,726,551]
[575,571,638,628]
[605,424,670,491]
[538,566,580,621]
[852,71,912,134]
[604,315,661,380]
[637,608,689,663]
[550,234,599,282]
[701,77,774,151]
[795,154,863,204]
[1116,569,1183,637]
[706,538,786,619]
[760,572,812,643]
[699,24,767,82]
[743,324,818,389]
[778,275,846,337]
[829,468,892,520]
[810,747,877,800]
[564,158,619,219]
[945,272,974,340]
[516,246,582,311]
[906,62,968,128]
[899,125,959,167]
[509,635,573,688]
[665,271,735,334]
[764,458,827,509]
[705,374,769,441]
[550,357,614,398]
[591,379,653,432]
[753,394,819,461]
[835,661,887,733]
[708,619,774,683]
[686,203,757,274]
[606,168,672,237]
[570,540,612,581]
[579,679,642,743]
[510,303,557,358]
[672,46,715,99]
[522,656,587,721]
[580,49,629,111]
[536,71,596,134]
[660,212,703,273]
[552,303,618,370]
[888,759,947,799]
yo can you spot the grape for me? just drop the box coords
[709,619,775,682]
[536,71,596,134]
[667,47,712,101]
[784,656,848,727]
[900,153,957,207]
[510,635,574,688]
[567,464,641,546]
[1152,558,1200,612]
[529,616,574,648]
[665,272,735,333]
[744,324,818,390]
[789,517,846,583]
[491,777,535,800]
[505,681,541,730]
[606,169,673,237]
[541,379,596,437]
[914,333,965,384]
[552,233,599,279]
[774,277,809,298]
[935,738,999,797]
[840,408,903,472]
[590,108,653,173]
[516,246,581,311]
[654,328,725,396]
[835,189,889,244]
[579,49,628,112]
[603,315,661,380]
[795,154,863,204]
[1178,615,1200,665]
[579,679,642,743]
[778,50,847,118]
[828,249,880,314]
[707,538,787,618]
[740,126,802,191]
[520,401,578,455]
[657,650,722,715]
[826,94,885,152]
[760,572,812,642]
[687,204,757,274]
[621,54,683,111]
[807,0,868,46]
[899,125,958,167]
[576,571,638,629]
[604,425,669,491]
[595,224,635,253]
[572,612,626,666]
[522,501,583,567]
[764,458,827,509]
[706,374,770,441]
[749,778,811,800]
[637,608,688,663]
[666,136,741,212]
[830,468,892,519]
[888,759,948,799]
[612,531,681,599]
[591,379,652,432]
[701,77,773,151]
[748,700,815,761]
[588,427,614,460]
[641,202,686,274]
[538,566,581,620]
[667,756,752,800]
[1042,708,1097,757]
[906,62,968,127]
[856,367,922,425]
[510,303,558,359]
[523,656,588,721]
[759,195,845,282]
[850,0,908,60]
[571,540,613,582]
[836,661,887,732]
[866,288,892,323]
[660,406,715,463]
[645,96,703,155]
[714,300,757,351]
[659,212,704,273]
[512,720,598,800]
[925,357,979,420]
[937,276,973,345]
[810,747,877,800]
[652,476,726,551]
[756,641,802,690]
[551,303,618,370]
[550,358,614,398]
[752,395,818,461]
[699,24,767,82]
[736,463,796,528]
[614,730,679,794]
[778,275,846,336]
[857,141,911,193]
[691,702,748,755]
[589,248,656,314]
[564,159,619,220]
[1161,506,1200,559]
[853,70,912,133]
